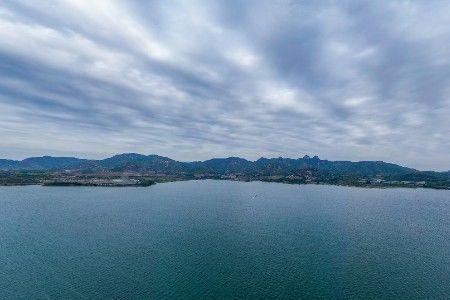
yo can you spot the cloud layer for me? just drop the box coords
[0,0,449,170]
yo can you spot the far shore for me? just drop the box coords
[1,178,449,190]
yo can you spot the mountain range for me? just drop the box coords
[1,153,448,180]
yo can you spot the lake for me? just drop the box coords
[1,180,449,299]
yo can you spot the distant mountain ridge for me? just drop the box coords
[0,153,440,177]
[0,156,90,171]
[2,153,450,187]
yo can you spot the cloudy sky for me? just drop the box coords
[0,1,449,170]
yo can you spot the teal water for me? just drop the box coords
[1,180,449,299]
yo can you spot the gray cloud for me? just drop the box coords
[0,0,449,170]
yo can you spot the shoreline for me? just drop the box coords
[1,178,448,190]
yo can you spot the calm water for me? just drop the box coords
[1,180,449,299]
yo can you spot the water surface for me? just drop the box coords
[1,180,449,299]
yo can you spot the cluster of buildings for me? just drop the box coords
[44,177,141,186]
[358,178,426,186]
